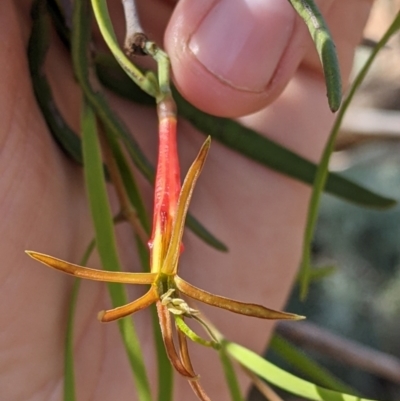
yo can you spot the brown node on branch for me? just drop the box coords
[125,32,148,56]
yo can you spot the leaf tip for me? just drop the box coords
[328,93,342,112]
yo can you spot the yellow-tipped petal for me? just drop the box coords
[26,251,157,284]
[161,137,211,275]
[99,287,159,322]
[175,276,305,321]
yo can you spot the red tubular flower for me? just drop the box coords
[26,96,303,401]
[149,97,180,274]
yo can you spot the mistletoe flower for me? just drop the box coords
[27,96,303,400]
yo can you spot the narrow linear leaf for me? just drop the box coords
[81,97,152,401]
[270,334,355,394]
[47,0,72,48]
[219,348,245,401]
[152,302,174,401]
[287,0,342,111]
[64,278,79,401]
[226,342,377,401]
[95,54,395,210]
[64,240,96,401]
[299,10,400,299]
[28,0,82,164]
[172,88,395,210]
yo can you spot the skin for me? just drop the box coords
[0,0,373,400]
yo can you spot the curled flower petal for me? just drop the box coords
[99,286,159,322]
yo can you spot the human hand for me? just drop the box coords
[0,0,372,400]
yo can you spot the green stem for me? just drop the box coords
[144,42,172,102]
[298,11,400,299]
[90,0,158,97]
[174,315,220,350]
[81,96,152,401]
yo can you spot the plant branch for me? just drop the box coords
[121,0,148,55]
[277,321,400,384]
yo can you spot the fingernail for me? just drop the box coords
[189,0,295,92]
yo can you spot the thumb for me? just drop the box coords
[165,0,302,117]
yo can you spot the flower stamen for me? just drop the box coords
[161,289,199,316]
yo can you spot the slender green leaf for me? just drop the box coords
[153,303,174,401]
[299,10,400,299]
[28,0,82,164]
[63,278,79,401]
[47,0,72,48]
[270,334,355,394]
[287,0,341,111]
[226,342,377,401]
[219,348,245,401]
[173,88,395,210]
[81,98,152,401]
[95,54,395,210]
[64,240,96,401]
